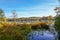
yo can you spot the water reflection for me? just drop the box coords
[28,24,58,40]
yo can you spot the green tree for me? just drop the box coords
[0,9,5,22]
[54,15,60,40]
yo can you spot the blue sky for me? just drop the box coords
[0,0,59,18]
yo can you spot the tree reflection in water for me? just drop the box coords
[28,24,58,40]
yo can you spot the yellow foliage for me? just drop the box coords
[2,21,8,27]
[0,23,3,28]
[48,21,53,25]
[3,17,7,22]
[48,16,53,20]
[40,22,46,25]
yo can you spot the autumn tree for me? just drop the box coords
[48,16,53,25]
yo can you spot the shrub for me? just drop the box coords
[0,23,3,28]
